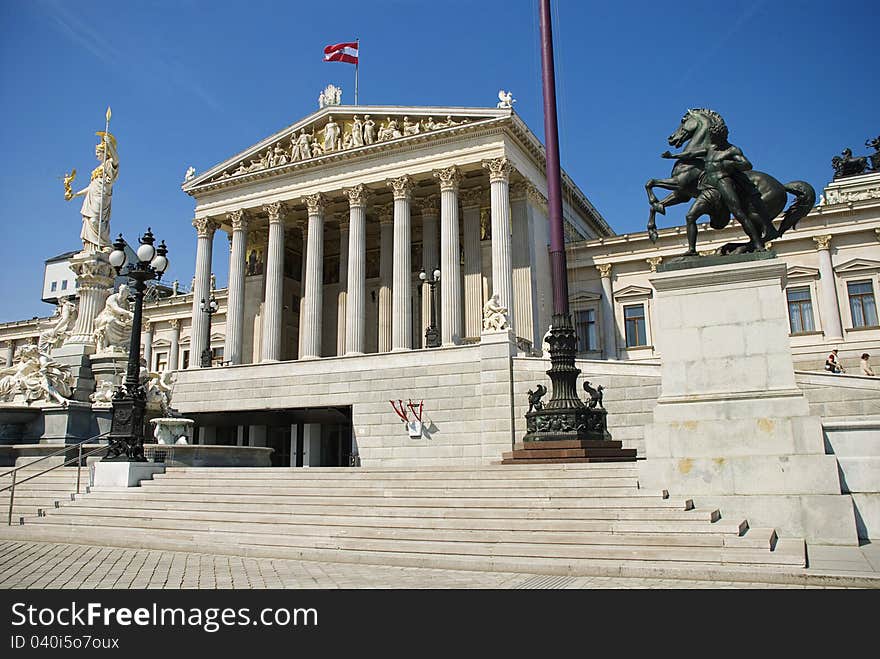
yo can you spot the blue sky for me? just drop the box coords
[1,0,878,322]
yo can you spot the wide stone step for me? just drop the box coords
[51,506,735,534]
[149,476,640,488]
[0,523,805,568]
[155,467,640,481]
[162,463,638,474]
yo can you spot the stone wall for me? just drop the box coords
[795,370,880,419]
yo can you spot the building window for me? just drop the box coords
[61,280,68,291]
[211,346,224,365]
[786,287,815,334]
[848,280,878,328]
[155,352,168,372]
[50,281,57,292]
[182,350,190,369]
[574,309,598,352]
[624,304,647,348]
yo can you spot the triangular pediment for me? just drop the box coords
[834,258,880,274]
[151,338,172,348]
[614,285,653,300]
[184,105,512,193]
[787,265,820,280]
[570,290,602,304]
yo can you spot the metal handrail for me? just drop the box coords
[1,431,111,525]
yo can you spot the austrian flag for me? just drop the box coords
[323,41,359,64]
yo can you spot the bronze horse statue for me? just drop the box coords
[645,109,815,255]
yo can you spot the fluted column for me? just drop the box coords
[345,184,369,355]
[190,217,219,368]
[814,235,844,341]
[261,202,285,361]
[419,195,440,348]
[169,319,180,370]
[377,205,394,353]
[435,167,463,345]
[336,214,349,356]
[597,264,618,360]
[5,340,14,367]
[67,252,115,345]
[460,187,483,339]
[388,176,414,350]
[225,209,248,364]
[483,157,515,334]
[301,193,326,359]
[298,221,308,358]
[142,322,153,369]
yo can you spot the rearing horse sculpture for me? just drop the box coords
[645,109,815,255]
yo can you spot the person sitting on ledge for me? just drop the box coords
[825,349,845,374]
[861,353,875,377]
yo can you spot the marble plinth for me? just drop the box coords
[91,461,165,488]
[640,259,857,545]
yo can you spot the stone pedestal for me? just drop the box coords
[91,461,165,488]
[89,353,128,399]
[640,258,857,544]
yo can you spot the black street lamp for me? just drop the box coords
[200,295,219,367]
[104,228,169,462]
[419,268,441,348]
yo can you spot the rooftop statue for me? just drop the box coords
[645,109,815,256]
[64,111,118,253]
[832,147,870,179]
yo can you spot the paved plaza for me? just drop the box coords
[0,540,849,589]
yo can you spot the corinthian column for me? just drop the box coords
[419,195,440,348]
[483,157,515,334]
[435,167,463,345]
[597,263,618,360]
[190,217,219,368]
[301,193,327,359]
[67,252,115,346]
[142,322,153,369]
[336,214,349,356]
[345,184,369,355]
[261,202,285,361]
[169,319,180,370]
[377,204,394,353]
[388,176,414,350]
[813,235,844,341]
[224,209,248,364]
[460,187,483,339]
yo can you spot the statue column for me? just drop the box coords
[301,193,327,359]
[814,235,844,341]
[345,185,369,355]
[460,187,483,339]
[169,319,180,370]
[388,176,414,351]
[5,340,14,367]
[597,263,618,360]
[190,217,219,368]
[225,209,248,364]
[377,205,394,353]
[142,322,153,369]
[67,253,115,346]
[483,157,515,334]
[261,202,285,362]
[420,195,440,348]
[435,167,463,345]
[336,214,349,356]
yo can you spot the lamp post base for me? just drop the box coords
[104,394,147,462]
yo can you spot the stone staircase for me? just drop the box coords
[0,467,87,525]
[0,463,807,579]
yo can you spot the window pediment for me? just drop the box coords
[786,265,820,280]
[834,258,880,275]
[613,285,653,301]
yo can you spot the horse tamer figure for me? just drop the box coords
[645,109,815,255]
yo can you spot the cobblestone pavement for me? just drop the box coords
[0,541,832,589]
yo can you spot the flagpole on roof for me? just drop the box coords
[355,38,359,105]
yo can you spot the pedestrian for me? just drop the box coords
[861,353,876,377]
[825,349,845,374]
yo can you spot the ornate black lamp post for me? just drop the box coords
[104,229,169,462]
[199,295,218,367]
[419,268,441,348]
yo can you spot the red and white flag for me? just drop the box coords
[323,41,359,64]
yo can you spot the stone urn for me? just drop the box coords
[150,417,194,445]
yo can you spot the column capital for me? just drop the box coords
[302,193,328,215]
[646,256,663,273]
[813,234,833,251]
[264,201,284,224]
[228,208,248,231]
[459,186,484,209]
[419,194,440,216]
[4,339,14,348]
[509,180,530,200]
[482,157,514,183]
[169,318,180,330]
[596,263,613,279]
[434,166,461,192]
[344,183,370,209]
[336,211,350,232]
[192,217,220,238]
[387,175,414,200]
[377,203,395,225]
[142,321,152,334]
